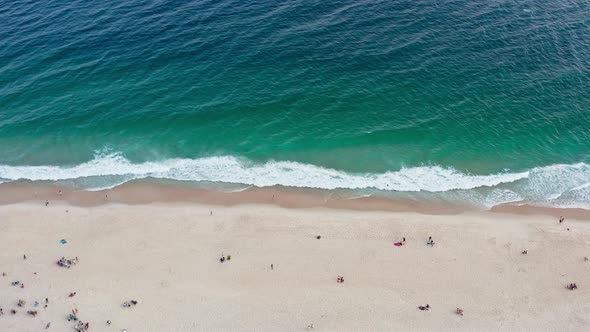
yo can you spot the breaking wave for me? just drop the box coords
[0,152,588,209]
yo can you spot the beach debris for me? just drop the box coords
[60,239,67,244]
[521,250,528,255]
[57,256,79,268]
[122,300,138,308]
[271,263,273,270]
[456,307,464,316]
[336,275,344,283]
[2,272,6,276]
[566,283,578,290]
[27,310,38,317]
[17,300,26,307]
[227,255,231,261]
[584,257,588,262]
[418,304,430,311]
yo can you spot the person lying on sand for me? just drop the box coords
[456,307,463,316]
[418,304,430,311]
[521,250,528,255]
[27,310,38,317]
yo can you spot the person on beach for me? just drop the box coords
[271,263,273,270]
[427,237,435,246]
[559,216,564,224]
[337,275,344,283]
[456,307,464,316]
[418,304,430,311]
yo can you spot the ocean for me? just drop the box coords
[1,0,589,209]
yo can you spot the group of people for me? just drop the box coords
[57,256,79,268]
[394,236,435,247]
[566,283,578,290]
[336,275,344,283]
[427,236,435,247]
[394,237,406,246]
[122,300,139,308]
[74,321,90,331]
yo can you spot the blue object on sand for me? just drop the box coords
[60,239,67,244]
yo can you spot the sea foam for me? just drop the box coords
[0,152,588,209]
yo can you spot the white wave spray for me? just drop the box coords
[0,152,588,209]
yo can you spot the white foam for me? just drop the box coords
[0,152,528,192]
[0,152,588,209]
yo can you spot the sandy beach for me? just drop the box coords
[0,194,589,331]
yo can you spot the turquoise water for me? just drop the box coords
[1,0,589,208]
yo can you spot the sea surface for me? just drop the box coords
[1,0,589,209]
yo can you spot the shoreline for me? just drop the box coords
[1,181,589,220]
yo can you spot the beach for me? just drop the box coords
[1,192,589,331]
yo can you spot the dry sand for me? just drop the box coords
[0,201,589,331]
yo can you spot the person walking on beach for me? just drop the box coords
[271,264,273,270]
